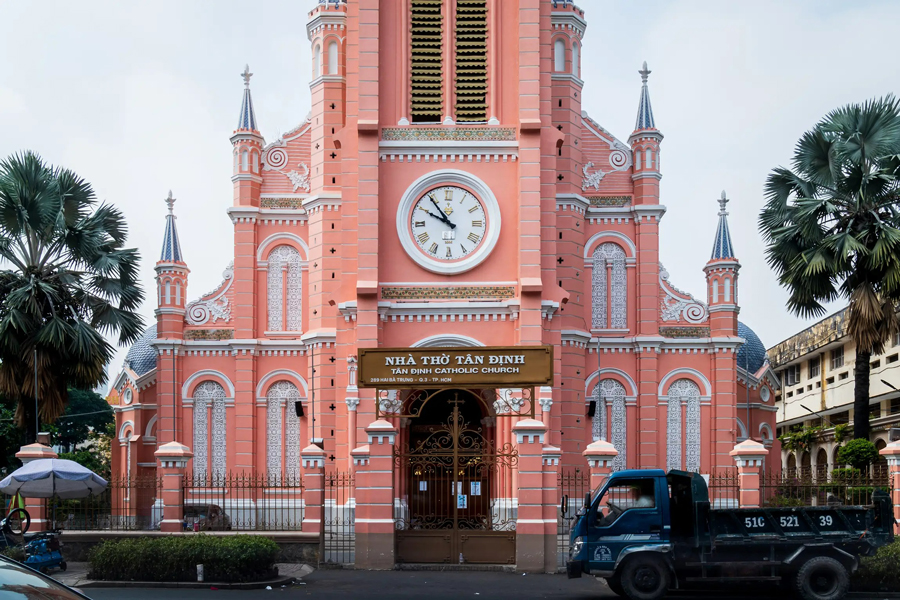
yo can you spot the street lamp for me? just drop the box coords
[800,404,833,428]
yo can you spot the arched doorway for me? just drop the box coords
[394,388,517,564]
[786,453,797,476]
[815,448,828,480]
[800,451,812,479]
[874,438,888,484]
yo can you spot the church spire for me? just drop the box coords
[634,61,656,131]
[160,190,184,263]
[711,190,736,260]
[236,64,258,132]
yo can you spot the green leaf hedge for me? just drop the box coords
[88,535,279,583]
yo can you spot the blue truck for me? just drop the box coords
[566,469,894,600]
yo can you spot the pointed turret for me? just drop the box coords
[160,191,184,264]
[711,190,736,260]
[155,191,190,340]
[634,61,656,131]
[236,64,258,132]
[230,64,264,207]
[629,61,663,205]
[704,191,740,336]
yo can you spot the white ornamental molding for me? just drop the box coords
[185,263,234,326]
[582,162,605,191]
[659,264,709,324]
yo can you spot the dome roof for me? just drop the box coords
[736,321,767,374]
[125,324,157,376]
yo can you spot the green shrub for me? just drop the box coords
[831,467,863,482]
[854,539,900,590]
[764,494,805,507]
[838,439,880,470]
[88,535,279,583]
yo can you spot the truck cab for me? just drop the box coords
[568,469,671,578]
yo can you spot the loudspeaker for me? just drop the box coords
[587,400,596,418]
[294,402,304,417]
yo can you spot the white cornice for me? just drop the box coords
[309,75,346,89]
[550,11,587,37]
[556,193,590,214]
[586,336,744,353]
[379,140,519,164]
[551,73,584,87]
[302,192,342,214]
[377,301,522,323]
[306,11,346,41]
[562,329,593,348]
[230,173,263,184]
[301,328,337,347]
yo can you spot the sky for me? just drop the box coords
[1,0,899,391]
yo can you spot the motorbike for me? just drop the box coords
[0,508,66,573]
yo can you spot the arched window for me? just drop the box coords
[645,148,653,169]
[591,379,627,471]
[267,245,303,332]
[712,279,719,303]
[267,381,302,482]
[313,45,321,79]
[193,381,227,480]
[252,151,259,173]
[241,149,249,171]
[554,39,565,72]
[572,42,579,76]
[666,378,701,472]
[327,41,338,75]
[592,243,627,329]
[724,277,732,302]
[164,280,171,305]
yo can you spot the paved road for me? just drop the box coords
[82,571,892,600]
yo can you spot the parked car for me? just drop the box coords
[0,553,92,598]
[183,503,232,531]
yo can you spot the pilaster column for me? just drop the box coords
[301,444,326,535]
[879,441,900,534]
[583,439,617,495]
[154,441,193,533]
[355,420,397,570]
[512,418,549,573]
[730,439,768,508]
[15,441,58,532]
[346,397,359,474]
[538,386,553,431]
[541,445,562,573]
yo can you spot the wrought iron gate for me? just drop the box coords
[394,400,518,564]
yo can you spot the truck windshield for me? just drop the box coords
[590,476,609,504]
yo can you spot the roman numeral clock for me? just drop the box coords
[396,171,502,275]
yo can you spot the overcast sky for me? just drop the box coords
[2,0,899,389]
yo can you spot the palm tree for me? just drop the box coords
[759,95,900,441]
[0,151,144,443]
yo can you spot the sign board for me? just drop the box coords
[357,345,553,388]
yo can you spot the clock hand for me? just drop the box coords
[428,195,457,229]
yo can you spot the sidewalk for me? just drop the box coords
[52,562,313,589]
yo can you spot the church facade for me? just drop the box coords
[111,0,779,547]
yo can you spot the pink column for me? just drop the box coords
[730,439,768,508]
[541,445,562,573]
[513,419,549,573]
[301,444,326,535]
[879,441,900,534]
[583,439,618,495]
[15,441,57,532]
[154,441,192,533]
[538,386,553,431]
[355,420,397,570]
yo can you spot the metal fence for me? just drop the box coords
[48,475,162,531]
[322,470,355,566]
[181,472,303,531]
[761,470,891,507]
[557,468,589,570]
[704,470,739,509]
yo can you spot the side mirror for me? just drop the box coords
[584,491,591,510]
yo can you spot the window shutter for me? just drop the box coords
[454,0,488,122]
[410,0,443,123]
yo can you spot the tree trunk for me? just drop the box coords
[853,350,872,440]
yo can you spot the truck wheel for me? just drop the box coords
[620,556,670,600]
[794,556,849,600]
[605,575,625,597]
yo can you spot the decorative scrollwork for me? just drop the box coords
[582,162,605,191]
[609,148,629,169]
[263,146,289,170]
[185,263,234,326]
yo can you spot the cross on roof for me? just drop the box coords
[241,64,253,88]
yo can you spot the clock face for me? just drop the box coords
[408,186,487,262]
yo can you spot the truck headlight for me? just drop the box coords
[570,536,584,558]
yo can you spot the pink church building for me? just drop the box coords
[111,0,780,564]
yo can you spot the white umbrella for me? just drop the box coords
[0,459,107,499]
